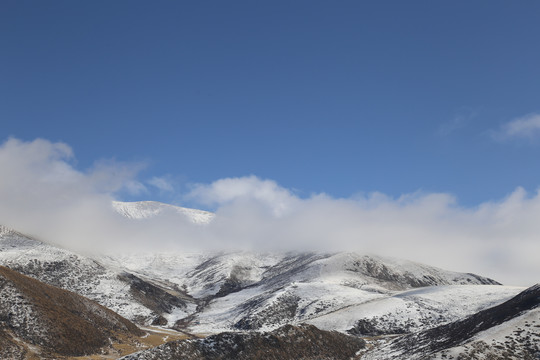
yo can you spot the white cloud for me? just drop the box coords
[188,176,540,286]
[188,175,300,216]
[0,138,151,252]
[492,113,540,140]
[148,176,174,192]
[0,138,539,286]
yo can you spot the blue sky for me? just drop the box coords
[2,1,540,206]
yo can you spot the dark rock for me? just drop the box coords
[151,315,168,326]
[118,272,188,315]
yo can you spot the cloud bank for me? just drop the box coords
[0,138,538,286]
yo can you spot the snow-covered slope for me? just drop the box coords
[434,307,540,360]
[310,285,522,334]
[109,251,499,297]
[124,285,539,360]
[361,284,540,359]
[112,201,214,224]
[103,250,518,335]
[187,254,517,334]
[0,225,196,325]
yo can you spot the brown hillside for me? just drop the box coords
[0,265,143,358]
[121,324,365,360]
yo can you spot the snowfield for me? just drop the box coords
[308,284,522,333]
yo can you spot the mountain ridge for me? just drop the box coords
[112,200,214,224]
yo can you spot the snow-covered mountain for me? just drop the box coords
[119,284,540,360]
[1,222,520,337]
[361,284,540,359]
[103,250,517,335]
[112,200,214,224]
[0,225,197,325]
[0,200,536,359]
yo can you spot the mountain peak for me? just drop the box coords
[112,201,214,224]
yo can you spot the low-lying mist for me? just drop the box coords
[0,137,538,286]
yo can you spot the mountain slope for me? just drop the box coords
[120,324,365,360]
[361,284,540,359]
[0,225,197,326]
[107,250,513,335]
[188,252,505,333]
[0,265,143,358]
